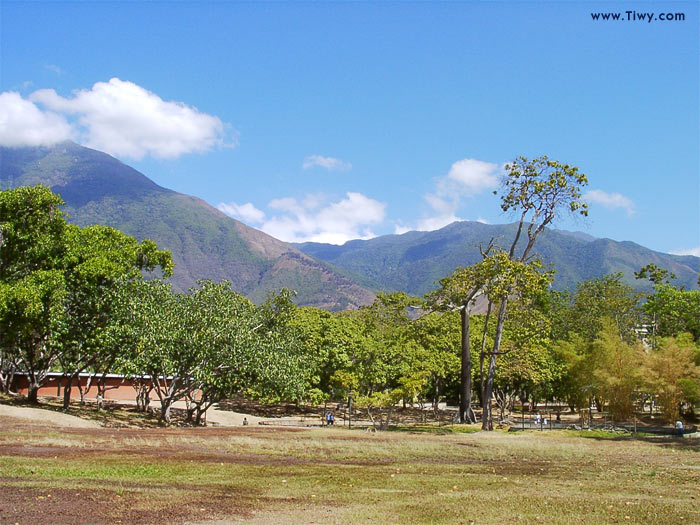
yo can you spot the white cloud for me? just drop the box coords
[394,223,412,235]
[401,158,500,232]
[302,154,352,171]
[9,77,230,160]
[45,64,62,75]
[0,91,73,147]
[583,189,636,216]
[670,246,700,257]
[476,217,489,224]
[441,158,500,196]
[416,194,461,231]
[217,202,266,224]
[219,192,386,245]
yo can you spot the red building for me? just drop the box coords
[12,373,146,401]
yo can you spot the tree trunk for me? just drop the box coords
[482,298,508,430]
[161,401,172,423]
[381,406,394,431]
[62,377,72,410]
[459,306,476,423]
[27,383,39,404]
[433,375,439,410]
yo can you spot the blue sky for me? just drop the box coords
[1,1,698,254]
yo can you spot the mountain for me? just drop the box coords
[295,221,699,296]
[0,142,375,310]
[3,142,696,307]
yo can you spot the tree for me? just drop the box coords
[477,254,554,429]
[57,225,173,408]
[0,185,67,283]
[0,269,66,401]
[405,311,461,411]
[552,333,592,412]
[116,280,305,424]
[569,274,642,343]
[590,320,644,422]
[0,185,67,399]
[643,334,700,422]
[641,283,700,342]
[477,156,588,429]
[427,259,490,423]
[0,186,173,404]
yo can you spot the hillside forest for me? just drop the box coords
[1,157,699,429]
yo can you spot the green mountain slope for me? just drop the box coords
[0,142,375,310]
[295,221,699,296]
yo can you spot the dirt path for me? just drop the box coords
[0,403,100,428]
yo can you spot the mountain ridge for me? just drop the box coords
[2,142,696,306]
[0,142,376,310]
[295,221,699,296]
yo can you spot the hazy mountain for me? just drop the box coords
[295,221,699,296]
[0,142,375,310]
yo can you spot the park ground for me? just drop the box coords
[1,400,699,524]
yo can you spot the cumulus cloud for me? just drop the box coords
[30,78,229,159]
[402,158,500,232]
[217,202,266,224]
[440,158,500,197]
[0,91,73,147]
[583,189,636,216]
[219,192,386,245]
[670,246,700,257]
[1,78,230,159]
[302,154,352,171]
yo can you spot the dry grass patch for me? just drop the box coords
[1,422,698,524]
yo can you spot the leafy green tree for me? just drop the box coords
[354,292,421,398]
[405,311,461,410]
[0,186,172,403]
[548,274,642,349]
[114,280,196,422]
[0,270,66,401]
[552,333,593,412]
[0,186,67,398]
[478,255,554,429]
[290,306,369,399]
[184,285,305,424]
[58,224,172,408]
[427,257,496,423]
[643,284,700,342]
[570,274,642,343]
[549,275,644,417]
[634,263,676,286]
[0,185,67,282]
[116,280,305,424]
[476,156,588,429]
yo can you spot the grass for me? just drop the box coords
[1,417,699,524]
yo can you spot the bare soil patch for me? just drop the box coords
[0,484,256,525]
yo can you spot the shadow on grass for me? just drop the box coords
[548,428,700,451]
